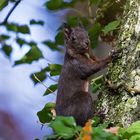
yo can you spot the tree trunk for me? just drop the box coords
[95,0,140,128]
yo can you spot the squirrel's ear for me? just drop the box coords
[63,23,72,39]
[78,21,84,28]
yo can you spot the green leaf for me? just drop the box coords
[43,40,59,51]
[89,22,102,48]
[0,35,10,40]
[37,102,55,124]
[15,45,43,65]
[91,83,102,93]
[121,121,140,139]
[16,38,27,47]
[44,84,58,96]
[6,23,30,34]
[0,0,8,11]
[38,64,62,78]
[17,25,30,34]
[30,19,44,26]
[92,116,101,127]
[6,23,18,32]
[67,16,81,27]
[55,31,64,45]
[44,0,78,11]
[129,135,140,140]
[92,127,119,140]
[28,41,37,47]
[2,44,12,57]
[91,75,103,93]
[102,20,120,34]
[67,16,89,27]
[127,121,140,134]
[46,102,56,109]
[30,69,47,85]
[45,0,63,10]
[49,116,79,139]
[48,64,62,76]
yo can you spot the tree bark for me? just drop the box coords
[95,0,140,128]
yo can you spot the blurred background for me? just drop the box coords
[0,0,64,139]
[0,0,121,139]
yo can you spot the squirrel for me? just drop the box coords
[56,23,120,126]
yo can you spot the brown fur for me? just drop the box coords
[56,24,118,126]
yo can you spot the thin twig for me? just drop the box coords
[33,74,53,93]
[91,75,103,84]
[0,0,21,25]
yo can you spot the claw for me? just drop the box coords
[110,48,122,60]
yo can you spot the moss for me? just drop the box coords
[136,43,140,48]
[97,90,140,127]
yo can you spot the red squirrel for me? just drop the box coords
[56,24,119,126]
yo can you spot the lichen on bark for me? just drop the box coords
[95,0,140,127]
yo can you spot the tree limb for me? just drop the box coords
[0,0,21,25]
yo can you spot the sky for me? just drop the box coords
[0,0,64,139]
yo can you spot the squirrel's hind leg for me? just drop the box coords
[64,91,94,126]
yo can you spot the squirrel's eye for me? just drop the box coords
[85,41,89,46]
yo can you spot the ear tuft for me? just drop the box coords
[63,23,72,39]
[78,21,84,28]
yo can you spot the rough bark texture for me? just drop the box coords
[95,0,140,127]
